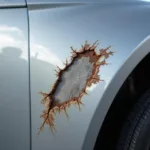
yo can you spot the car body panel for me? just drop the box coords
[26,0,150,4]
[0,0,26,8]
[0,8,30,150]
[26,1,150,150]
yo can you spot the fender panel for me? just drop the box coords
[26,1,150,150]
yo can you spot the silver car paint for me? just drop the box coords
[25,1,150,150]
[0,7,30,150]
[0,0,26,8]
[0,0,150,150]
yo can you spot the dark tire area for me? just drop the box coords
[117,89,150,150]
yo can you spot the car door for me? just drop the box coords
[0,1,30,150]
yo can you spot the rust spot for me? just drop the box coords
[38,41,114,134]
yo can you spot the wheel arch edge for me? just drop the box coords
[82,35,150,150]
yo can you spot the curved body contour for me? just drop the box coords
[0,0,150,150]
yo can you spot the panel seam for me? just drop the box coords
[25,0,32,150]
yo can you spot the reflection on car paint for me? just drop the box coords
[38,41,114,134]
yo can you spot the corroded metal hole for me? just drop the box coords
[38,41,114,134]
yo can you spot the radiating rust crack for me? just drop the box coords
[38,41,114,134]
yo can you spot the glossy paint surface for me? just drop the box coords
[0,8,30,150]
[27,1,150,150]
[26,0,149,3]
[0,0,26,8]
